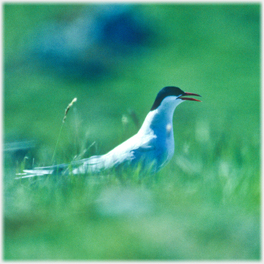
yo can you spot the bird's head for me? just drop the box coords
[150,86,201,111]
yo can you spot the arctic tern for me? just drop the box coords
[16,86,201,178]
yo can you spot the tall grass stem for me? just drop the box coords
[51,98,77,163]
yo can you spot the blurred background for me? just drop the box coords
[4,3,260,260]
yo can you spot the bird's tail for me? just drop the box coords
[15,164,69,179]
[15,155,105,179]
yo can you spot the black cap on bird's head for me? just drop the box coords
[150,86,201,111]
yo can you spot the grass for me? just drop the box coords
[3,3,260,260]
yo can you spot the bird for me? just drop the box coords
[16,86,201,179]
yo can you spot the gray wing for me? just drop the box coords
[83,134,159,173]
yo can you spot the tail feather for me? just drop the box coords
[15,155,105,179]
[15,163,69,179]
[16,170,53,178]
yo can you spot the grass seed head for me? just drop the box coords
[63,97,77,123]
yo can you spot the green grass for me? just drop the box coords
[4,3,260,260]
